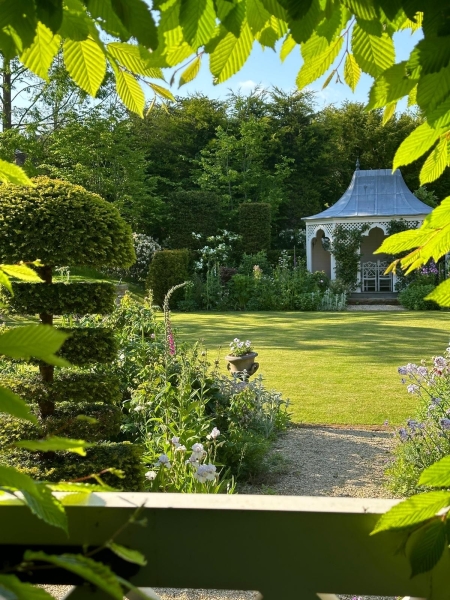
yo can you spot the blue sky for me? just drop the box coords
[169,28,422,110]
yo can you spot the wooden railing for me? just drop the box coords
[0,493,436,599]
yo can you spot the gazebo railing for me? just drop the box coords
[0,493,439,599]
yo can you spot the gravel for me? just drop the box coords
[44,425,396,600]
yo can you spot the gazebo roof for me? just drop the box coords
[303,168,432,220]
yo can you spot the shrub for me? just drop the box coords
[4,442,144,491]
[0,177,135,267]
[294,292,321,311]
[0,372,121,406]
[57,327,118,364]
[330,224,369,291]
[104,233,161,283]
[237,251,273,276]
[239,203,271,254]
[5,281,115,315]
[0,402,122,448]
[398,284,440,310]
[146,249,190,307]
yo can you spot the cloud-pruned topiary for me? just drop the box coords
[0,177,135,267]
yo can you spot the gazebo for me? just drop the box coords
[303,167,432,293]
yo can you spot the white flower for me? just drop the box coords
[171,436,180,446]
[233,338,239,343]
[191,443,205,460]
[194,464,217,483]
[145,470,157,481]
[175,444,187,452]
[186,454,200,467]
[156,454,171,469]
[245,340,251,347]
[207,427,220,440]
[134,404,145,412]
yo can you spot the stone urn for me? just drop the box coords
[225,352,259,380]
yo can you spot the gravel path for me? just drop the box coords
[46,425,395,600]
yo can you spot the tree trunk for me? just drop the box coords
[2,57,11,131]
[37,265,55,416]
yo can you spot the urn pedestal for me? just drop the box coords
[225,352,259,381]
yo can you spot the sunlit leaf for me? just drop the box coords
[148,82,175,102]
[0,325,69,366]
[114,68,145,116]
[16,436,93,455]
[352,20,395,77]
[419,455,450,487]
[107,542,147,566]
[20,21,60,80]
[179,55,201,87]
[107,43,164,78]
[372,491,450,533]
[382,102,396,125]
[0,160,33,186]
[408,519,446,577]
[0,386,37,423]
[63,36,106,96]
[210,22,253,83]
[0,575,55,599]
[1,264,41,282]
[296,36,343,89]
[344,52,361,92]
[280,34,296,62]
[393,122,441,170]
[180,0,216,47]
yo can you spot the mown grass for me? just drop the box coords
[171,311,450,426]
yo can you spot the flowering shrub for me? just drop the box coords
[105,233,160,283]
[386,349,450,496]
[228,338,254,356]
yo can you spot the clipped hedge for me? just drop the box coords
[146,249,190,307]
[5,281,116,315]
[3,442,144,491]
[0,177,135,267]
[0,372,121,406]
[57,328,118,365]
[0,401,122,448]
[239,203,271,254]
[399,284,440,310]
[167,190,221,249]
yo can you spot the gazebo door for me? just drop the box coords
[361,260,392,292]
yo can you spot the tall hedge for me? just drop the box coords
[167,190,221,249]
[147,249,190,307]
[0,178,144,490]
[239,203,271,254]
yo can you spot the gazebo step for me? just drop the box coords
[348,293,399,305]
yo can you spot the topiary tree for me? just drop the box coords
[147,249,190,307]
[239,203,271,254]
[0,177,143,489]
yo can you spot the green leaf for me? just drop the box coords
[280,33,296,61]
[419,456,450,487]
[107,542,147,566]
[36,0,63,34]
[344,52,361,92]
[393,122,441,170]
[24,552,124,600]
[0,160,33,186]
[111,0,158,50]
[247,0,271,35]
[20,21,60,80]
[0,465,67,532]
[0,325,69,365]
[408,519,446,577]
[344,0,378,20]
[114,68,145,116]
[260,0,288,20]
[179,55,201,87]
[415,37,450,75]
[16,436,93,456]
[367,61,417,109]
[0,0,37,53]
[376,228,434,256]
[0,271,13,294]
[408,84,417,107]
[0,386,37,423]
[0,575,55,599]
[180,0,216,47]
[148,82,175,102]
[75,414,98,424]
[63,36,106,96]
[352,20,395,77]
[49,482,111,492]
[210,22,253,83]
[382,101,396,125]
[107,43,164,78]
[372,491,450,534]
[289,0,321,44]
[1,264,41,282]
[85,0,129,39]
[416,67,450,115]
[425,280,450,307]
[59,3,89,41]
[296,36,343,89]
[420,138,448,184]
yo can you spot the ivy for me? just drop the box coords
[330,224,369,291]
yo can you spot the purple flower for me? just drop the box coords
[407,384,419,394]
[406,363,418,374]
[167,330,176,355]
[417,366,428,377]
[398,366,408,375]
[398,428,408,441]
[434,356,447,369]
[440,418,450,430]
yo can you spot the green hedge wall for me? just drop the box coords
[5,282,116,315]
[239,203,271,254]
[57,328,118,365]
[0,177,135,268]
[146,249,190,307]
[3,442,144,491]
[167,190,221,249]
[0,372,121,406]
[0,401,122,447]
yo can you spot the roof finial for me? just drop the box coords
[355,157,360,171]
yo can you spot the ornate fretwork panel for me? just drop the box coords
[307,218,423,244]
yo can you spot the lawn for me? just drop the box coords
[171,311,450,426]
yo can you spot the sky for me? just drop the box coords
[166,28,422,111]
